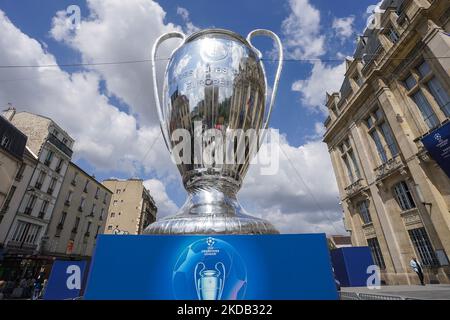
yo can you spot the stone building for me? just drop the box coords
[102,179,157,235]
[1,108,74,255]
[323,0,450,285]
[42,162,112,259]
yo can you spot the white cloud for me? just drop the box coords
[176,6,200,35]
[332,16,355,41]
[291,61,346,112]
[49,0,182,127]
[0,8,178,180]
[240,132,345,235]
[143,179,179,219]
[280,0,325,59]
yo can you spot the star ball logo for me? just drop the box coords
[434,133,443,142]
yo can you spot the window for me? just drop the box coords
[91,203,96,215]
[409,228,439,266]
[35,171,46,189]
[103,192,107,204]
[79,197,85,211]
[39,200,49,219]
[85,221,92,236]
[100,208,105,220]
[367,238,386,269]
[65,191,73,205]
[16,163,26,181]
[366,108,399,164]
[73,217,80,233]
[11,221,41,245]
[95,187,100,199]
[47,177,57,195]
[393,181,416,211]
[84,180,89,193]
[52,129,59,137]
[71,172,78,186]
[411,90,440,129]
[44,150,54,166]
[358,200,372,224]
[370,130,388,163]
[387,27,400,43]
[25,195,37,214]
[62,137,68,145]
[116,189,121,194]
[0,135,11,148]
[59,211,67,226]
[113,200,118,206]
[55,158,64,173]
[111,212,116,218]
[427,77,450,117]
[404,61,447,130]
[107,225,113,231]
[1,186,16,213]
[339,138,361,185]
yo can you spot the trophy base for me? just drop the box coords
[144,214,278,235]
[144,180,278,235]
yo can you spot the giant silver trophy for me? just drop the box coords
[145,29,283,235]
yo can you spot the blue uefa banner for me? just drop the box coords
[422,121,450,178]
[84,234,338,300]
[43,260,88,300]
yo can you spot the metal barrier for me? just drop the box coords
[340,291,418,300]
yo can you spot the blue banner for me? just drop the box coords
[422,122,450,178]
[84,234,338,300]
[43,260,88,300]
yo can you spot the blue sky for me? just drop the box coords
[0,0,380,234]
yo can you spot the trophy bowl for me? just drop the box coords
[145,28,283,235]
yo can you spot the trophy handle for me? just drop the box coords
[246,29,283,131]
[194,262,205,300]
[151,31,186,152]
[215,262,226,300]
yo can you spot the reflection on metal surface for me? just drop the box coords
[145,29,283,235]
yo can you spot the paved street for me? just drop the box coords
[342,285,450,300]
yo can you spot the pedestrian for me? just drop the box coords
[32,278,42,300]
[410,257,425,285]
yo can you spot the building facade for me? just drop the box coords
[43,162,112,259]
[1,109,74,256]
[0,114,27,215]
[102,179,157,235]
[323,0,450,285]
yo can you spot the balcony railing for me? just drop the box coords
[47,188,54,195]
[35,182,42,190]
[78,206,83,212]
[38,212,45,219]
[64,200,71,206]
[375,155,404,181]
[56,223,64,230]
[24,207,32,215]
[44,159,51,166]
[71,180,76,186]
[344,179,364,198]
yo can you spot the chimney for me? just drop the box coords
[3,103,16,121]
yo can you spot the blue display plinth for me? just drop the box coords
[330,247,374,287]
[84,234,338,300]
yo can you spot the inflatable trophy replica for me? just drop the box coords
[145,29,283,235]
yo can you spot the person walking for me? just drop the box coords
[410,257,425,285]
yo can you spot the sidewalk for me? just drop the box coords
[341,284,450,300]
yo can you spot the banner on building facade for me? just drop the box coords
[43,260,88,300]
[421,121,450,178]
[84,234,338,300]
